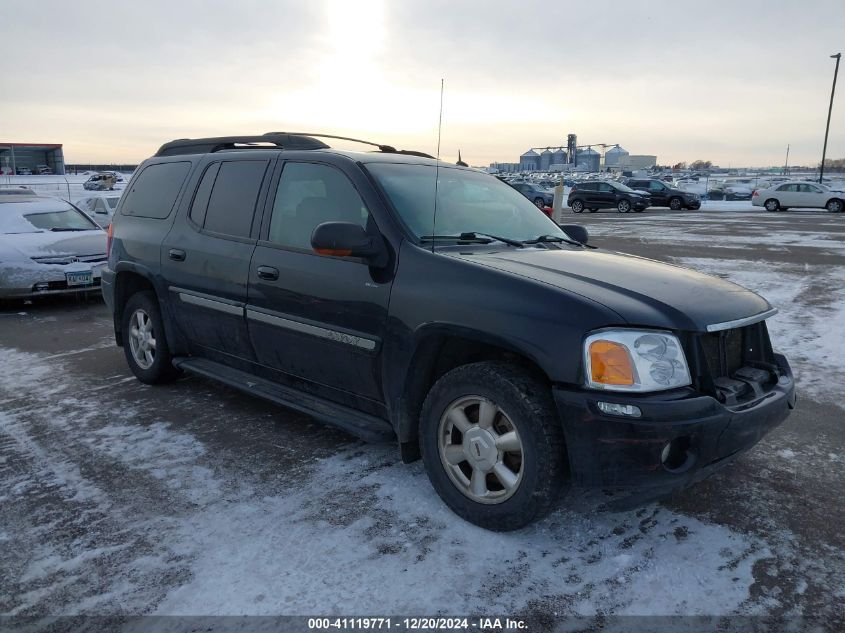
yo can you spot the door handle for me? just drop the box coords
[256,265,279,281]
[169,249,186,262]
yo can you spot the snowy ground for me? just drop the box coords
[1,209,843,630]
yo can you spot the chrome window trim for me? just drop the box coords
[706,308,778,333]
[246,308,377,351]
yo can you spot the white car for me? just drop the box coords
[752,181,845,213]
[0,195,107,299]
[74,195,121,227]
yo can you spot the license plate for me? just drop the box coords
[66,271,93,287]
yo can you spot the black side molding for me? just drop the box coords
[172,357,395,443]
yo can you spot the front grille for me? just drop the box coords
[700,328,744,378]
[693,322,777,403]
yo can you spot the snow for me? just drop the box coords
[3,342,837,618]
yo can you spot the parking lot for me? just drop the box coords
[1,209,843,627]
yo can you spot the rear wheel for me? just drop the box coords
[826,198,843,213]
[617,199,631,213]
[669,197,683,210]
[571,200,584,213]
[121,291,180,384]
[419,362,567,531]
[764,198,780,212]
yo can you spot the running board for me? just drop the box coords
[172,357,395,443]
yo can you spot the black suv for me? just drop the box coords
[626,178,701,210]
[509,182,554,208]
[102,133,795,531]
[567,180,649,213]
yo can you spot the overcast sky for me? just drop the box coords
[2,0,844,167]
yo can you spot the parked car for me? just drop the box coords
[626,178,701,210]
[0,196,107,299]
[35,164,53,175]
[752,181,845,213]
[567,180,649,213]
[509,181,554,208]
[15,167,32,176]
[75,195,121,227]
[103,132,794,531]
[0,187,36,196]
[83,172,120,191]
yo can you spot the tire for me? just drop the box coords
[669,197,683,211]
[121,290,180,384]
[419,362,567,531]
[764,198,780,212]
[533,197,545,209]
[571,200,584,213]
[826,198,843,213]
[617,199,631,213]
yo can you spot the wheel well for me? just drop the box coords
[113,272,155,346]
[397,333,550,459]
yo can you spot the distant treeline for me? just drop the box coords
[65,164,138,174]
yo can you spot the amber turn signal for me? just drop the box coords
[589,340,635,386]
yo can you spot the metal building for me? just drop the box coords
[576,147,600,172]
[551,148,567,165]
[539,149,553,171]
[0,143,65,175]
[519,149,540,171]
[604,144,629,167]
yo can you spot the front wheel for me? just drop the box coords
[419,362,567,531]
[826,199,843,213]
[121,291,180,384]
[617,199,631,213]
[764,198,780,212]
[570,200,584,213]
[533,197,545,209]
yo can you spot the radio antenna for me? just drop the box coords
[431,78,444,253]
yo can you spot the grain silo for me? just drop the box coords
[604,145,629,168]
[576,147,600,172]
[519,149,540,171]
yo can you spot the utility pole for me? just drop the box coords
[820,53,841,184]
[784,144,790,175]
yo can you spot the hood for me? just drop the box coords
[452,248,772,332]
[1,230,107,260]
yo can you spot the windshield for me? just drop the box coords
[367,163,567,242]
[608,181,638,193]
[106,197,120,209]
[16,204,99,233]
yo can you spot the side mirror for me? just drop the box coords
[311,222,388,267]
[560,224,589,245]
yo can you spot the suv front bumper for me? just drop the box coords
[552,356,796,490]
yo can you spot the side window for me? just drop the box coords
[267,162,369,250]
[598,183,613,193]
[776,184,794,192]
[121,161,191,219]
[801,184,822,193]
[649,181,664,191]
[201,161,268,238]
[189,162,221,227]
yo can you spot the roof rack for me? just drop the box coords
[263,132,435,159]
[153,132,435,159]
[154,133,330,157]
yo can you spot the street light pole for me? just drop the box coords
[820,53,841,184]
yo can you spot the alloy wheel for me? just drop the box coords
[437,396,524,505]
[128,308,156,370]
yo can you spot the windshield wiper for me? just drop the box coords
[420,232,525,247]
[49,227,88,232]
[524,234,583,247]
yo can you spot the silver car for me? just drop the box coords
[752,181,845,213]
[0,196,107,299]
[74,195,121,228]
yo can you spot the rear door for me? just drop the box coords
[647,180,669,206]
[245,159,392,405]
[161,157,272,361]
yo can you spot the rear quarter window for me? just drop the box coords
[120,161,192,219]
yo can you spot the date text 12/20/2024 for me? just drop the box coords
[308,617,528,630]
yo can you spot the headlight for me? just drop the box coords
[584,329,691,392]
